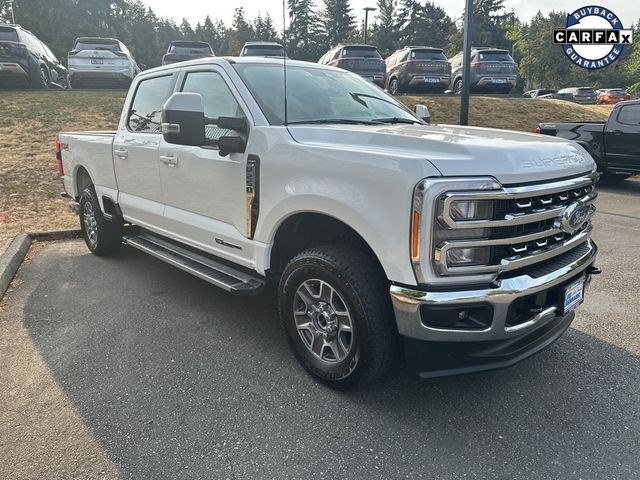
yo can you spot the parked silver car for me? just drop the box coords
[68,37,141,88]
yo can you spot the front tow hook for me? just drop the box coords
[587,266,602,275]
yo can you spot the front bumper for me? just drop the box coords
[390,239,598,376]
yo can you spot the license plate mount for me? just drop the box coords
[91,58,103,65]
[561,277,585,315]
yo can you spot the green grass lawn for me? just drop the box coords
[0,89,612,252]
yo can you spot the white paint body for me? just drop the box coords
[59,58,596,287]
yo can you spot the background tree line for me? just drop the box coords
[0,0,638,92]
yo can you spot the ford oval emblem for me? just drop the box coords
[558,202,590,234]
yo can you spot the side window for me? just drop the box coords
[128,75,173,133]
[181,71,245,142]
[617,105,640,125]
[331,48,341,62]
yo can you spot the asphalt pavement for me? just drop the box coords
[1,179,639,480]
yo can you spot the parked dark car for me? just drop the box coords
[449,47,518,94]
[385,46,450,94]
[162,41,214,65]
[239,42,287,57]
[557,87,597,104]
[523,88,556,99]
[0,23,68,88]
[537,100,640,180]
[597,88,632,104]
[318,44,386,87]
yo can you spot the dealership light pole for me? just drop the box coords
[459,0,473,126]
[363,7,376,44]
[7,0,15,24]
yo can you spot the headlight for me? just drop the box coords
[449,200,493,221]
[446,247,492,266]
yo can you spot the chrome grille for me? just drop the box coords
[433,172,598,276]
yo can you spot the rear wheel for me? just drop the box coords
[453,78,463,95]
[79,187,123,256]
[389,77,401,95]
[32,65,49,89]
[602,172,632,182]
[278,245,397,388]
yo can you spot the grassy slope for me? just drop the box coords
[0,90,612,251]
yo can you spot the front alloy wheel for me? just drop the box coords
[453,78,463,95]
[389,78,400,95]
[279,245,397,388]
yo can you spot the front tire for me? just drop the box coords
[389,77,401,95]
[278,245,397,388]
[79,187,123,256]
[32,65,49,89]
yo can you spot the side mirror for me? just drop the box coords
[162,92,206,146]
[414,104,431,124]
[218,136,246,157]
[218,116,248,133]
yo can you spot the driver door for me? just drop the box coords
[158,68,252,266]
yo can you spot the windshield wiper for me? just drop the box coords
[373,117,423,125]
[286,119,383,125]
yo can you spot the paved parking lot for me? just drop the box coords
[1,179,639,480]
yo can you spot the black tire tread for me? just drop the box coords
[79,187,123,256]
[278,245,397,388]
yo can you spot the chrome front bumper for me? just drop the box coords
[390,239,597,342]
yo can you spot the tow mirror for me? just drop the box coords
[162,92,206,146]
[414,104,431,124]
[218,116,248,133]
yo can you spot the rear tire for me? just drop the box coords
[278,245,397,389]
[602,172,632,182]
[453,78,463,95]
[389,77,402,95]
[32,65,49,89]
[79,187,123,256]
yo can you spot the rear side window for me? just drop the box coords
[410,49,446,61]
[342,47,381,59]
[181,71,245,142]
[0,27,19,42]
[75,40,121,52]
[617,105,640,125]
[476,51,513,62]
[128,75,174,133]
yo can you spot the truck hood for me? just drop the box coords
[287,123,595,184]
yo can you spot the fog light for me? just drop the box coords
[450,200,493,221]
[446,247,491,266]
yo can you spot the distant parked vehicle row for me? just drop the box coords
[0,23,68,88]
[162,40,214,65]
[240,41,287,57]
[523,88,556,99]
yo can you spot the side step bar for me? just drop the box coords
[123,233,265,295]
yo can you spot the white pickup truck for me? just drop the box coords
[57,57,600,388]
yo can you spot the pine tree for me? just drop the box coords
[286,0,323,60]
[372,0,398,55]
[227,7,255,55]
[321,0,355,47]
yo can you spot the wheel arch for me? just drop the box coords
[75,165,93,199]
[267,211,387,282]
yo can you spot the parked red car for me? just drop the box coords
[597,88,632,104]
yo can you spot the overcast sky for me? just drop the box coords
[141,0,640,30]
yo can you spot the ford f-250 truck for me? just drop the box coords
[538,99,639,181]
[57,57,600,388]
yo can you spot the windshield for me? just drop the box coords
[342,47,381,58]
[0,27,19,42]
[243,45,286,57]
[410,49,447,61]
[74,40,120,52]
[234,63,418,126]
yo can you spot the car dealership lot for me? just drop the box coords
[1,179,639,480]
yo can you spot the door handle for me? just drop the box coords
[114,148,128,159]
[610,129,623,135]
[160,154,178,167]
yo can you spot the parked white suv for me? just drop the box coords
[68,37,141,88]
[57,57,600,388]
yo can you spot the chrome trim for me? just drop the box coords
[391,239,597,342]
[440,189,597,229]
[504,306,557,333]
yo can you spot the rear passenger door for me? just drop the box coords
[113,73,174,227]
